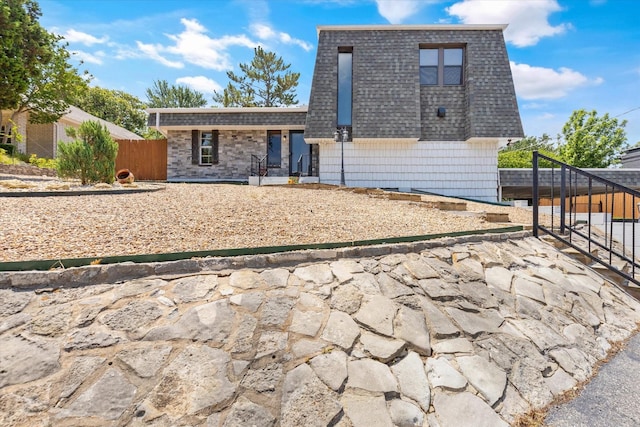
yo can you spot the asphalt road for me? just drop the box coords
[545,331,640,426]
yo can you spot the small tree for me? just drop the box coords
[213,46,300,107]
[558,109,628,168]
[57,121,118,185]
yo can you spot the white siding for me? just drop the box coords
[318,139,499,202]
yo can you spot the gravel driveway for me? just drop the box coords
[0,180,536,262]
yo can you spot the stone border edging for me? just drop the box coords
[0,230,532,289]
[0,163,57,177]
[0,184,165,197]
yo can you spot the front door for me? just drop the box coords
[289,131,311,176]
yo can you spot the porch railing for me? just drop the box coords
[250,155,268,185]
[533,151,640,287]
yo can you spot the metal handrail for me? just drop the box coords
[533,151,640,287]
[250,155,268,186]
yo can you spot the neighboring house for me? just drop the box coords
[148,24,524,202]
[620,146,640,168]
[0,105,143,158]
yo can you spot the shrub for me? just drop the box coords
[29,154,57,169]
[0,148,9,164]
[56,121,118,185]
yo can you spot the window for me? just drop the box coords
[200,131,214,164]
[420,47,464,86]
[0,125,12,144]
[267,130,281,168]
[337,48,353,127]
[191,130,218,165]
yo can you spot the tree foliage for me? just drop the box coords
[71,86,147,135]
[0,0,52,110]
[57,121,118,185]
[146,80,207,108]
[213,46,300,107]
[558,109,628,168]
[498,134,560,168]
[0,0,88,144]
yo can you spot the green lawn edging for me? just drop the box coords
[0,225,523,272]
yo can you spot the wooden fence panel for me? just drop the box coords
[541,192,640,220]
[115,139,167,181]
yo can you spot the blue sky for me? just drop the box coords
[39,0,640,145]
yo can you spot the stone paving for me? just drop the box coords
[1,232,640,426]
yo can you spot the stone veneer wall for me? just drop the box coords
[167,129,293,181]
[318,139,499,202]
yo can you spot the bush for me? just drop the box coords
[29,154,57,169]
[56,121,118,185]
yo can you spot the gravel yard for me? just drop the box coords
[0,177,538,262]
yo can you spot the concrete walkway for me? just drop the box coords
[546,330,640,426]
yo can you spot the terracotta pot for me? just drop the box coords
[116,169,135,184]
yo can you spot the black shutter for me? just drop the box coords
[191,130,199,165]
[213,130,219,164]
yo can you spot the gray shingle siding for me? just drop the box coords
[305,27,523,141]
[148,111,307,128]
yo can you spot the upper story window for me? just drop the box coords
[420,47,464,86]
[337,47,353,127]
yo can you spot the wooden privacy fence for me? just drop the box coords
[540,192,640,220]
[115,139,167,181]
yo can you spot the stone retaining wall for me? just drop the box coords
[1,231,640,426]
[0,163,57,177]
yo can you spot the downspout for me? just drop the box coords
[155,111,160,131]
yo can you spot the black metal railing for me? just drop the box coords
[291,154,312,177]
[533,151,640,287]
[250,155,268,185]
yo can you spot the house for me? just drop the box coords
[620,146,640,168]
[148,24,524,202]
[146,106,316,182]
[0,105,143,159]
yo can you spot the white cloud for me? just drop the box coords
[160,18,257,70]
[510,61,602,100]
[134,18,256,70]
[72,50,105,65]
[447,0,568,47]
[250,23,313,51]
[136,41,184,68]
[375,0,428,24]
[176,76,222,94]
[61,29,108,46]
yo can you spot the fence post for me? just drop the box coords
[560,164,566,233]
[532,151,539,238]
